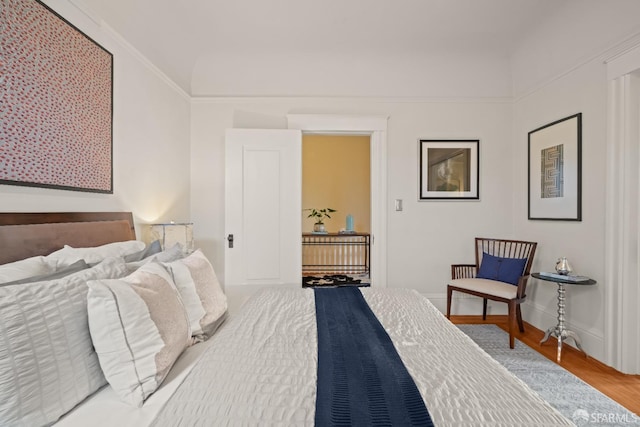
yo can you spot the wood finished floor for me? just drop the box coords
[450,315,640,416]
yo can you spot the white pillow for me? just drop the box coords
[163,249,227,342]
[0,255,56,283]
[0,257,127,426]
[46,240,145,266]
[87,262,191,407]
[0,260,89,287]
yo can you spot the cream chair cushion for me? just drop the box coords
[450,278,517,300]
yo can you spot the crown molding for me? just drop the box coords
[190,95,512,105]
[514,29,640,103]
[67,0,190,101]
[100,24,190,101]
[602,31,640,64]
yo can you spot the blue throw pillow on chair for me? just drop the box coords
[476,252,527,285]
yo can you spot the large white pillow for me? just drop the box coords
[87,262,191,407]
[0,260,89,287]
[46,240,145,266]
[0,255,56,283]
[163,249,228,342]
[0,257,127,426]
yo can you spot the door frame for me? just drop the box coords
[604,43,640,374]
[288,114,389,287]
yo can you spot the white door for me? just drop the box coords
[225,129,302,286]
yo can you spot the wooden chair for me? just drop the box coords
[446,237,537,348]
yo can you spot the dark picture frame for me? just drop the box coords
[0,0,113,193]
[528,113,582,221]
[419,139,479,200]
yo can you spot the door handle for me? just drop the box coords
[227,234,234,248]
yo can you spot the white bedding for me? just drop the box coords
[54,339,215,426]
[57,288,573,426]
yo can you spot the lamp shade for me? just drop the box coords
[148,222,194,253]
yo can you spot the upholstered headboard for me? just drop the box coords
[0,212,136,265]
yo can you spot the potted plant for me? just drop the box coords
[305,208,336,233]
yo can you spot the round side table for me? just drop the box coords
[531,272,597,363]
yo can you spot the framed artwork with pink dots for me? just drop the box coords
[0,0,113,193]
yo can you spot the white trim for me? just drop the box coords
[524,301,605,358]
[606,42,640,81]
[67,0,102,25]
[515,30,640,102]
[434,294,606,357]
[63,0,190,100]
[66,0,189,101]
[432,293,509,316]
[100,24,190,101]
[603,32,640,66]
[288,114,387,132]
[605,69,640,374]
[288,114,389,288]
[191,96,512,105]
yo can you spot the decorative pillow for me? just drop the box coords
[124,243,185,274]
[123,239,163,262]
[153,243,187,262]
[87,262,191,407]
[476,252,527,285]
[0,255,56,284]
[0,260,89,287]
[0,257,127,427]
[163,249,228,342]
[46,240,145,266]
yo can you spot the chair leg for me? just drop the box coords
[482,298,488,320]
[508,300,517,349]
[446,286,453,319]
[516,304,525,333]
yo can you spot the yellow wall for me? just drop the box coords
[302,135,370,233]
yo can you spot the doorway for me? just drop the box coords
[287,114,389,288]
[301,135,371,287]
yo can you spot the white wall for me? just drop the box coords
[191,2,640,365]
[191,98,514,308]
[510,1,640,362]
[0,1,192,236]
[513,58,608,361]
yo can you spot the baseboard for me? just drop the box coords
[524,301,605,362]
[426,292,606,363]
[425,293,509,316]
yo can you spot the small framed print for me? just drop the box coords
[419,139,479,200]
[528,113,582,221]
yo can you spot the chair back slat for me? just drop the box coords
[475,237,537,277]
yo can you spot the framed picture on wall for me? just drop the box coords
[528,113,582,221]
[0,0,113,193]
[419,139,479,200]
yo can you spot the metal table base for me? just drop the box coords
[539,282,587,363]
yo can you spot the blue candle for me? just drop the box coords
[346,214,354,231]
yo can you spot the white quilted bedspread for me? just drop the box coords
[151,288,573,426]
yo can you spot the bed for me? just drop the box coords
[0,212,574,426]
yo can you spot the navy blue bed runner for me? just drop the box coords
[314,287,434,427]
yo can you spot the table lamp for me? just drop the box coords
[148,222,194,253]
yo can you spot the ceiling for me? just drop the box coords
[72,0,563,95]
